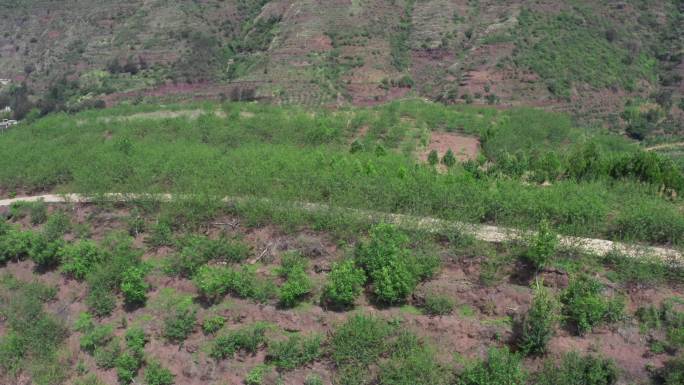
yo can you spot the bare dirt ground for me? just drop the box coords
[418,131,481,162]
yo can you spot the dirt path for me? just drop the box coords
[645,142,684,151]
[1,193,681,265]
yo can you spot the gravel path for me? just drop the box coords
[1,193,681,265]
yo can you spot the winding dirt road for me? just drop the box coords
[1,193,681,265]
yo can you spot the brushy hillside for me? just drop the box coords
[0,100,682,246]
[0,0,682,132]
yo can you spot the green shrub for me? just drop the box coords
[655,354,684,385]
[120,266,150,305]
[518,282,559,355]
[304,375,324,385]
[210,322,269,360]
[356,224,421,304]
[322,258,366,308]
[29,235,64,268]
[560,276,624,335]
[202,315,226,335]
[86,283,117,317]
[163,304,197,343]
[636,298,684,352]
[124,327,147,353]
[245,364,269,385]
[94,338,121,369]
[535,352,618,385]
[144,361,175,385]
[428,150,439,165]
[378,331,451,385]
[146,220,173,248]
[42,211,71,241]
[10,201,48,225]
[59,240,103,280]
[165,235,250,277]
[193,264,232,301]
[0,228,37,263]
[456,347,527,385]
[442,149,456,167]
[116,351,143,385]
[423,293,455,316]
[524,220,558,271]
[278,254,312,307]
[80,324,114,354]
[267,334,322,370]
[330,315,393,368]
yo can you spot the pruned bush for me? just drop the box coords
[144,360,175,385]
[535,352,618,385]
[210,323,269,360]
[560,276,624,335]
[423,293,455,316]
[456,347,527,385]
[517,282,559,355]
[59,240,103,280]
[322,258,366,308]
[267,334,322,370]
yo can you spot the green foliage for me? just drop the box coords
[636,298,684,352]
[427,150,439,165]
[116,351,143,385]
[29,235,64,268]
[442,149,457,167]
[518,282,559,355]
[524,220,558,271]
[560,276,625,335]
[535,352,618,385]
[0,276,68,385]
[85,282,117,317]
[145,220,173,248]
[202,315,226,335]
[245,364,270,385]
[79,322,114,354]
[165,235,251,277]
[277,253,312,307]
[456,347,527,385]
[422,293,455,316]
[94,338,121,369]
[0,228,37,263]
[377,332,451,385]
[124,326,148,354]
[10,200,48,225]
[356,224,436,304]
[390,0,414,70]
[193,264,275,303]
[304,375,324,385]
[322,258,366,308]
[120,266,150,305]
[209,322,269,360]
[655,354,684,385]
[144,361,175,385]
[59,240,103,280]
[267,334,322,370]
[163,302,197,343]
[42,211,71,241]
[330,315,393,369]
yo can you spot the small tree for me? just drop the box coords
[322,259,366,308]
[442,149,456,167]
[120,266,150,305]
[518,281,559,355]
[427,150,439,165]
[525,219,558,271]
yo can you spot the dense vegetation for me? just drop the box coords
[0,100,682,246]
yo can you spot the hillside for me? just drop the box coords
[0,0,682,132]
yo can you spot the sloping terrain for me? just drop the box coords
[0,0,682,131]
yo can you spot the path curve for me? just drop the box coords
[645,142,684,152]
[1,193,681,266]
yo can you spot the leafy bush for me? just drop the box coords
[535,352,618,385]
[79,324,114,354]
[442,149,456,167]
[378,331,451,385]
[560,276,624,335]
[202,315,226,335]
[124,327,148,354]
[29,235,64,268]
[193,264,275,303]
[59,240,103,280]
[428,150,439,165]
[517,282,559,355]
[0,228,37,263]
[120,266,150,305]
[655,354,684,385]
[116,351,143,385]
[163,303,197,343]
[267,334,322,370]
[304,375,324,385]
[85,282,117,317]
[456,347,527,385]
[93,338,121,369]
[356,224,431,304]
[524,220,558,271]
[278,254,312,307]
[10,200,48,225]
[210,322,269,360]
[42,211,71,241]
[423,293,455,316]
[145,220,173,248]
[636,298,684,352]
[144,361,175,385]
[330,315,393,368]
[322,258,366,308]
[165,235,251,277]
[245,364,269,385]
